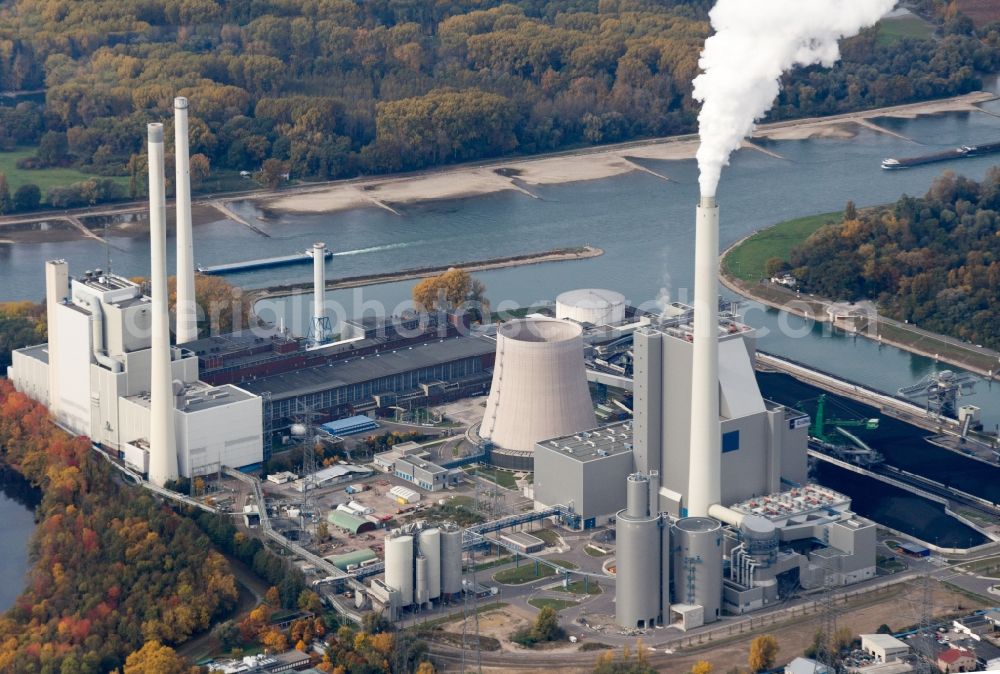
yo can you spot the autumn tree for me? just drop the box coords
[691,660,713,674]
[259,158,288,188]
[190,153,211,188]
[122,641,195,674]
[412,268,489,320]
[749,635,779,673]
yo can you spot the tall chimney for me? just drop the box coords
[687,195,720,517]
[311,242,329,343]
[147,123,179,486]
[174,97,198,345]
[44,260,69,421]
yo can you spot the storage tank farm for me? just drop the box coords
[384,522,463,613]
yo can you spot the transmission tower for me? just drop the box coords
[913,572,936,674]
[814,567,839,673]
[291,403,322,532]
[461,543,483,673]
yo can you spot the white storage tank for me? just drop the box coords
[385,534,414,606]
[556,288,626,325]
[440,524,464,597]
[419,527,442,602]
[415,554,429,607]
[672,517,723,624]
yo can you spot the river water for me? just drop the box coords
[6,86,1000,546]
[0,469,39,612]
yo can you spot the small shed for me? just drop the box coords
[861,633,910,663]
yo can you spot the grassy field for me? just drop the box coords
[466,465,519,489]
[553,580,602,595]
[722,211,842,282]
[877,14,934,44]
[493,558,577,584]
[528,597,578,612]
[532,528,560,547]
[0,147,128,194]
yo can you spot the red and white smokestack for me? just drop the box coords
[311,242,329,343]
[174,97,198,344]
[687,195,720,517]
[148,123,179,486]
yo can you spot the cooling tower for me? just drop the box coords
[147,124,179,487]
[672,517,723,624]
[556,288,626,325]
[688,196,720,518]
[174,97,198,345]
[480,319,595,462]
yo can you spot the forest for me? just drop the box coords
[788,169,1000,349]
[0,379,238,673]
[0,0,999,207]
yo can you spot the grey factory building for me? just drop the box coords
[533,422,636,528]
[240,334,495,438]
[632,319,810,516]
[532,307,877,631]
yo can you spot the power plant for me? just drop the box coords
[5,107,883,640]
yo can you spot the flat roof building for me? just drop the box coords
[533,421,635,528]
[862,634,910,663]
[394,456,456,492]
[498,531,546,554]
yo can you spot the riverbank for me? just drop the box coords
[720,214,1000,378]
[250,245,603,301]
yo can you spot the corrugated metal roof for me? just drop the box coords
[326,510,374,534]
[327,548,377,570]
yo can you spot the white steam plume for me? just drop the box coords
[694,0,897,197]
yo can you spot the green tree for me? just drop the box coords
[37,130,69,166]
[0,173,11,214]
[12,183,41,212]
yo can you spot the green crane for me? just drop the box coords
[797,394,879,444]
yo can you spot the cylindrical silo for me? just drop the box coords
[440,525,464,597]
[672,517,723,624]
[556,289,626,325]
[415,555,429,607]
[480,319,596,458]
[740,515,778,566]
[419,528,441,602]
[626,473,650,518]
[616,472,663,629]
[385,534,414,606]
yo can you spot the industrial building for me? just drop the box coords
[480,318,596,469]
[7,109,264,484]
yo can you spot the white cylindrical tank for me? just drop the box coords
[385,534,414,606]
[556,288,626,325]
[480,319,596,454]
[419,528,441,601]
[672,517,723,624]
[415,554,429,607]
[440,525,463,596]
